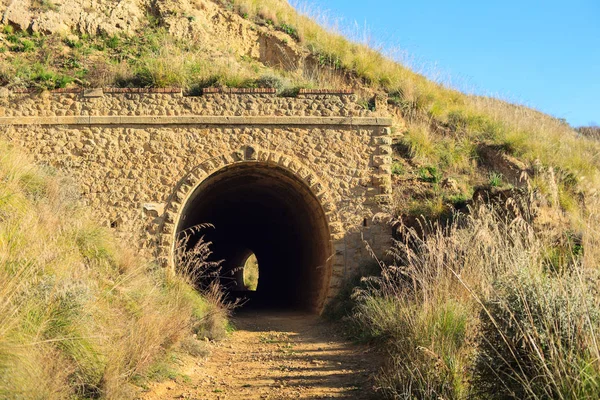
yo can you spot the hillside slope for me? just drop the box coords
[2,1,600,399]
[0,141,227,398]
[1,0,598,223]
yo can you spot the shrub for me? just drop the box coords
[278,23,301,41]
[322,261,380,323]
[32,0,59,12]
[418,166,443,183]
[105,35,121,49]
[253,74,287,91]
[473,271,600,399]
[353,273,473,399]
[352,194,600,399]
[18,39,36,52]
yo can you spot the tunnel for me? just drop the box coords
[175,163,333,312]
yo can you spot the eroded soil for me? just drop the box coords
[141,311,379,399]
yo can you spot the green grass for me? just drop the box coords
[0,142,228,398]
[0,24,313,93]
[350,198,600,398]
[488,172,503,187]
[221,0,600,218]
[391,162,404,176]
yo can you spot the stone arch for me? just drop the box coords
[157,145,345,311]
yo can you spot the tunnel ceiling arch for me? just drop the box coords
[168,153,339,311]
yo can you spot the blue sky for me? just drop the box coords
[302,0,599,127]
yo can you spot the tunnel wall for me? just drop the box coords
[0,88,394,304]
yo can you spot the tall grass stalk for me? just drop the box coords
[352,194,600,399]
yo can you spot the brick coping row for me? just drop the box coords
[6,87,355,96]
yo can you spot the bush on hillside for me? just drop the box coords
[474,271,600,399]
[351,195,600,399]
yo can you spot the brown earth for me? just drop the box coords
[141,311,380,400]
[1,0,306,71]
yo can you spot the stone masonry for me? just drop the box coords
[0,87,393,303]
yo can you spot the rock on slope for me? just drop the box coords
[1,0,307,73]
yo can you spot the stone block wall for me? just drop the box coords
[0,88,393,301]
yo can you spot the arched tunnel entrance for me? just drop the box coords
[175,163,333,312]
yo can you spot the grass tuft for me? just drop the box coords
[351,192,600,398]
[0,142,226,398]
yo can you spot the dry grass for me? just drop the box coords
[352,187,600,398]
[464,96,600,186]
[225,0,600,212]
[0,142,226,398]
[577,126,600,140]
[174,224,234,341]
[225,0,443,95]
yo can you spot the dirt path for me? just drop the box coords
[142,311,380,399]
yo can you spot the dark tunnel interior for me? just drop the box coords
[175,163,332,312]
